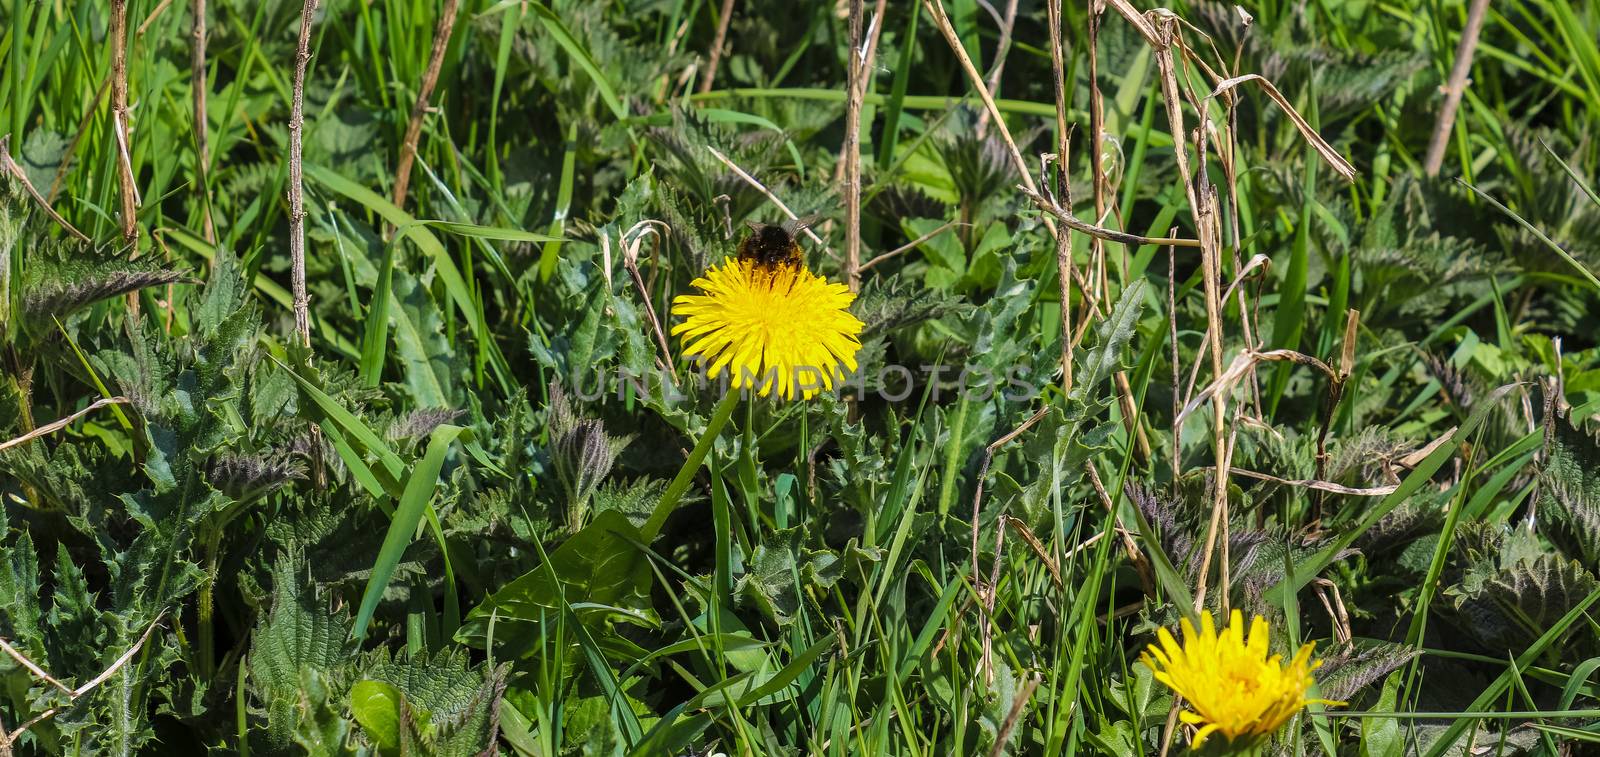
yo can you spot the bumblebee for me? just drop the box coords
[736,219,809,272]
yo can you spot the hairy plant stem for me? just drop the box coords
[197,523,222,680]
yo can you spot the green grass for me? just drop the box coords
[2,0,1600,755]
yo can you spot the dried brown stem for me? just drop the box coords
[1087,0,1108,303]
[698,0,737,94]
[1000,515,1062,588]
[620,222,675,371]
[1045,0,1076,393]
[391,0,460,216]
[969,404,1051,682]
[1221,467,1398,497]
[192,0,214,243]
[1,612,164,747]
[0,138,91,242]
[922,0,1057,241]
[110,0,140,248]
[843,0,866,292]
[859,221,965,272]
[0,397,130,454]
[974,0,1019,137]
[47,1,176,207]
[47,76,111,204]
[986,675,1041,757]
[706,146,825,246]
[1424,0,1491,177]
[288,0,318,349]
[1207,74,1357,182]
[135,0,176,35]
[1168,232,1182,479]
[1020,184,1200,247]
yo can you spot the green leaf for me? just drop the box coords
[350,680,403,754]
[1270,382,1519,600]
[388,266,456,408]
[690,633,837,709]
[272,354,406,486]
[352,424,470,642]
[305,164,511,391]
[1361,673,1404,757]
[250,559,357,748]
[457,509,652,651]
[528,3,627,120]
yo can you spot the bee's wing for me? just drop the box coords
[783,214,827,237]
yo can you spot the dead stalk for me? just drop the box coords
[969,405,1051,682]
[192,0,214,242]
[1167,232,1182,479]
[859,221,965,272]
[921,0,1058,241]
[986,675,1041,757]
[843,0,866,291]
[0,398,130,454]
[0,613,165,748]
[699,0,737,94]
[391,0,460,216]
[1086,0,1108,303]
[110,0,140,249]
[1424,0,1492,176]
[705,146,825,246]
[1020,184,1201,248]
[974,0,1019,138]
[1045,0,1076,393]
[288,0,317,349]
[0,138,91,242]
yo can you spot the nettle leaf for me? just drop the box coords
[1445,524,1600,655]
[733,527,865,626]
[45,542,106,673]
[288,668,354,754]
[0,529,45,657]
[1315,642,1420,703]
[0,177,180,347]
[352,650,510,757]
[1538,418,1600,565]
[389,265,457,409]
[458,509,653,652]
[852,273,967,336]
[21,256,183,324]
[249,558,358,748]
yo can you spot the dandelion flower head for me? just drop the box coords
[670,257,864,400]
[1140,609,1342,750]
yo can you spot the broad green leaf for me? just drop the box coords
[349,680,403,754]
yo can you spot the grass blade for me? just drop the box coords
[351,423,470,642]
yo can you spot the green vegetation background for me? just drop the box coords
[2,0,1599,754]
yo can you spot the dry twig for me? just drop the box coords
[0,612,165,748]
[0,138,91,242]
[192,0,215,242]
[1424,0,1492,176]
[288,0,318,349]
[391,0,460,215]
[705,146,824,246]
[0,398,130,454]
[110,0,140,248]
[699,0,737,94]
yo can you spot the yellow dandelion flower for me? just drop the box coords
[670,257,864,400]
[1140,609,1342,751]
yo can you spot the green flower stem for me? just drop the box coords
[641,388,741,541]
[197,522,223,680]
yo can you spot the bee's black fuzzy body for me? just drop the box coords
[736,222,805,272]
